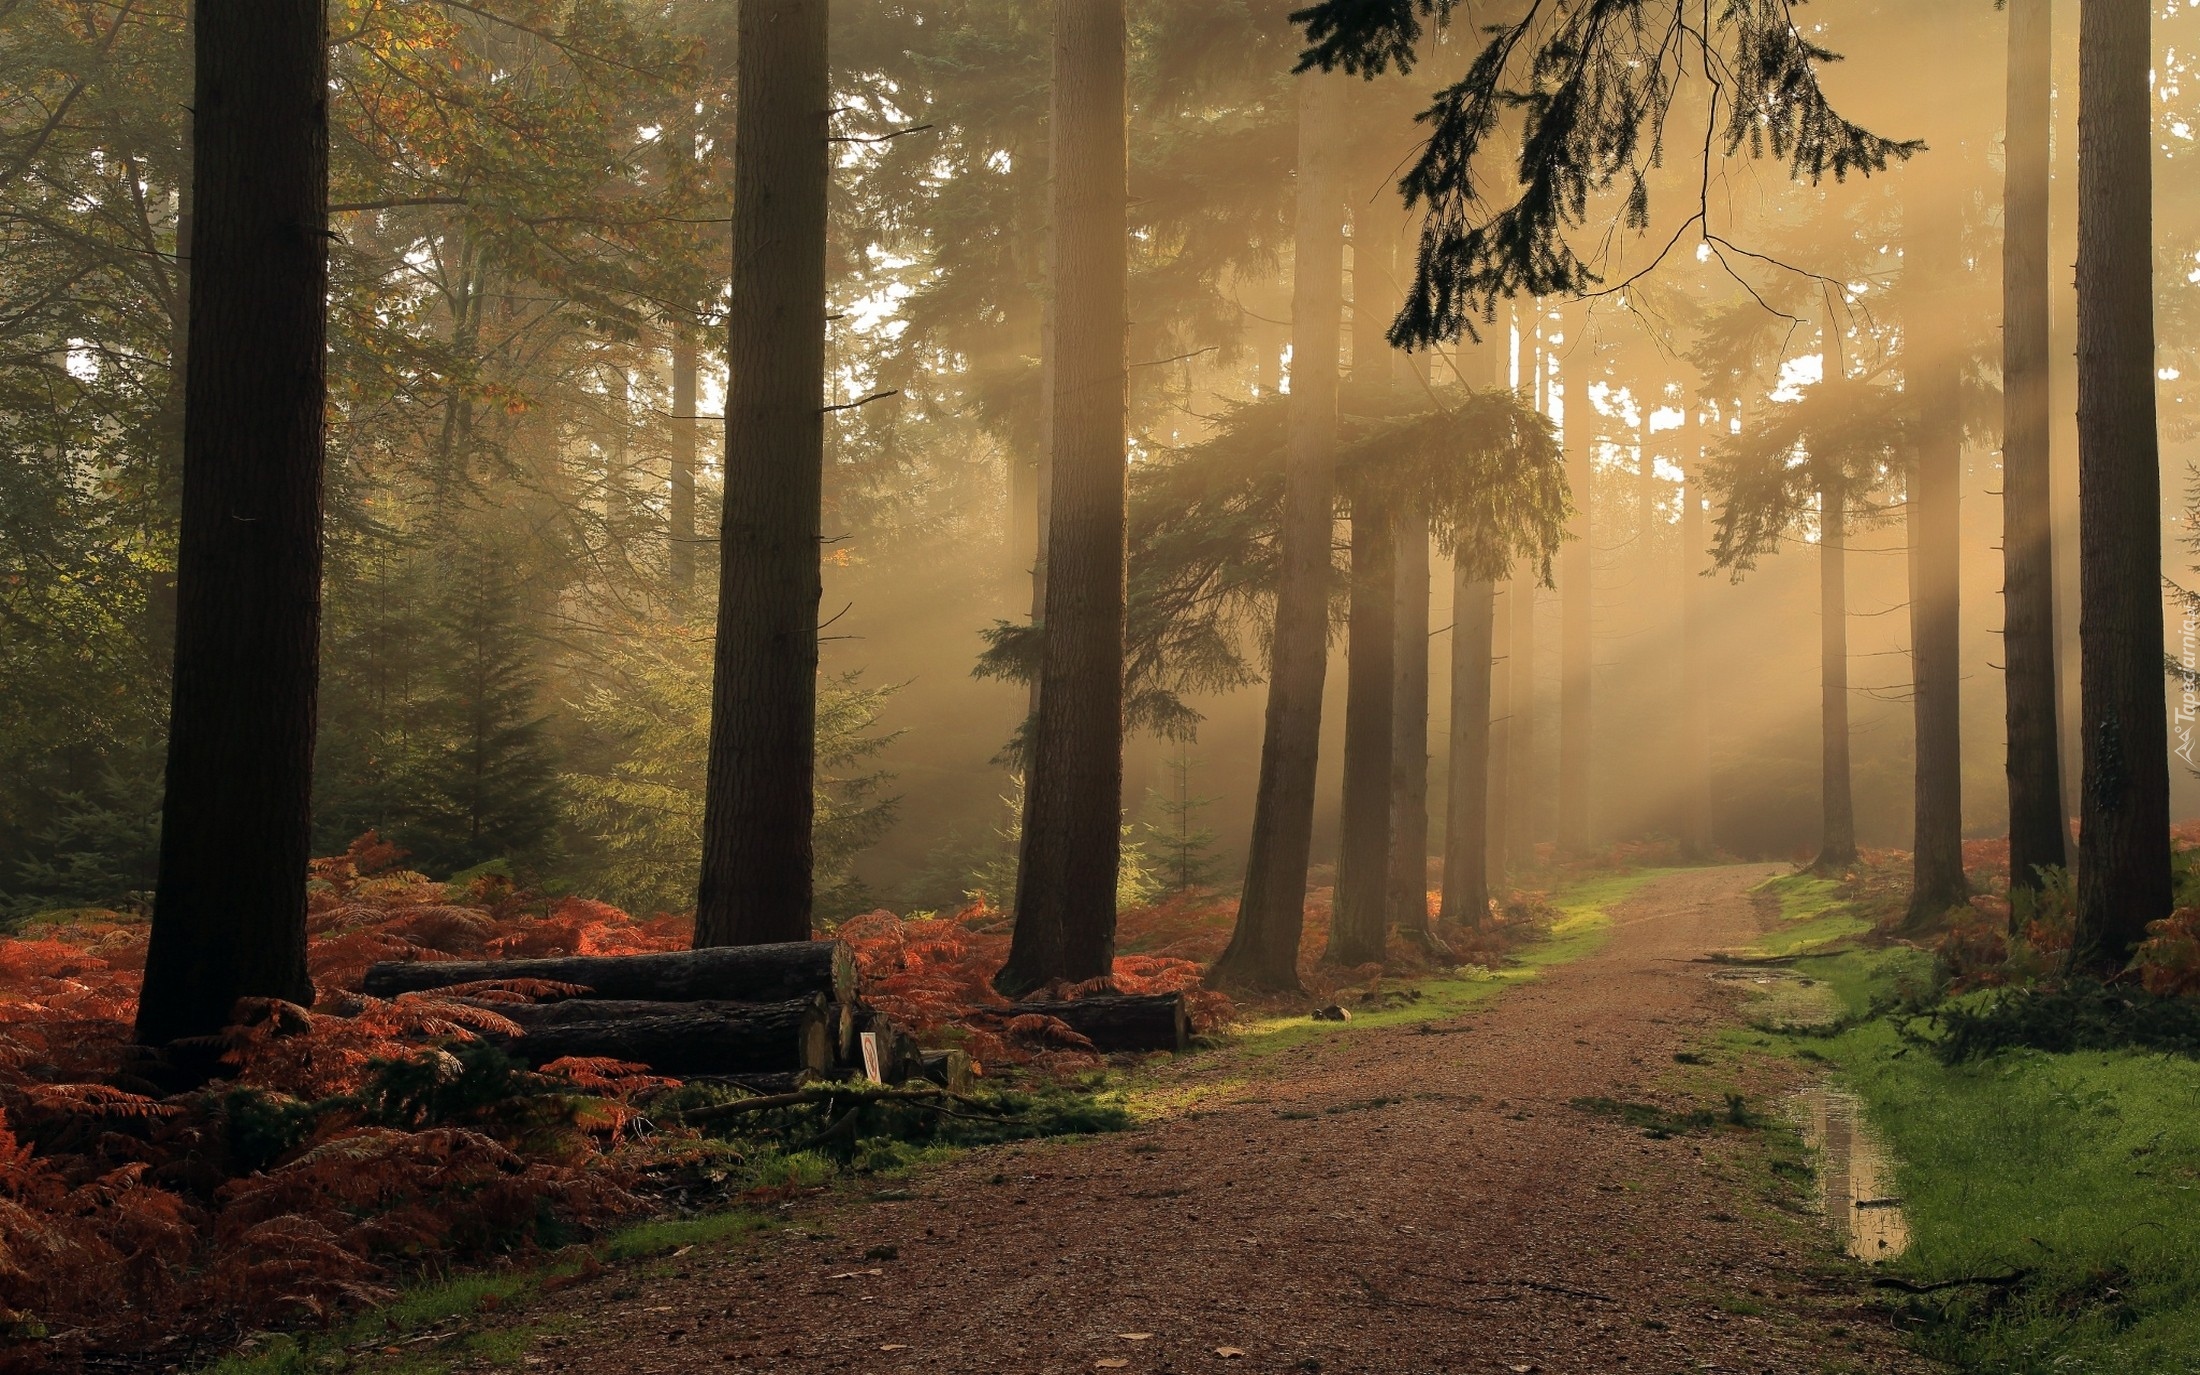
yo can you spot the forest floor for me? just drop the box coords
[355,864,1936,1375]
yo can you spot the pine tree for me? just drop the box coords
[996,0,1131,994]
[2070,0,2172,969]
[1143,745,1220,893]
[136,0,327,1049]
[696,0,832,948]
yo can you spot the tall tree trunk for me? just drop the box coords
[1332,208,1399,969]
[1905,222,1968,925]
[2003,0,2070,895]
[2071,0,2170,969]
[1557,312,1593,855]
[1441,574,1495,926]
[1212,71,1345,992]
[670,324,698,611]
[997,0,1130,992]
[1818,473,1858,870]
[1388,509,1433,940]
[1486,569,1511,892]
[1507,558,1540,867]
[695,0,830,948]
[1678,403,1713,857]
[135,0,326,1048]
[149,16,191,676]
[1331,486,1396,965]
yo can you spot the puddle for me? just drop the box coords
[1793,1087,1909,1263]
[1707,965,1841,1030]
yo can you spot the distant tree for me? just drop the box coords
[1143,746,1221,893]
[2070,0,2171,970]
[569,622,896,918]
[2000,0,2067,900]
[696,0,831,948]
[408,539,561,874]
[1707,309,1905,876]
[1441,574,1495,924]
[135,0,327,1047]
[1554,309,1592,855]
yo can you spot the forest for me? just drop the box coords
[3,0,2200,1370]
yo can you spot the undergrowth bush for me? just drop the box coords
[0,833,1223,1369]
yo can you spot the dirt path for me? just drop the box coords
[525,865,1930,1374]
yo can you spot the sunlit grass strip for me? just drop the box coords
[1774,948,2200,1372]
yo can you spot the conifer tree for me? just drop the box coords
[2070,0,2171,969]
[697,0,832,948]
[2001,0,2069,897]
[137,0,327,1047]
[995,0,1130,993]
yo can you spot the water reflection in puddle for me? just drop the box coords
[1793,1087,1909,1263]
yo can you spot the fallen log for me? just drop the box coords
[846,1009,925,1084]
[489,997,834,1078]
[1009,993,1189,1053]
[363,940,856,1005]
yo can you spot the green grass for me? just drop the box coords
[1772,947,2200,1373]
[1228,867,1673,1059]
[1748,871,1872,957]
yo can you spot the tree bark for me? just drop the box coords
[1507,554,1539,868]
[997,0,1129,993]
[1679,403,1713,857]
[1388,509,1433,939]
[1331,489,1396,965]
[1818,473,1858,870]
[1442,575,1495,926]
[135,0,326,1048]
[1212,71,1345,992]
[2071,0,2171,969]
[1486,570,1511,892]
[1905,218,1969,925]
[1557,312,1594,856]
[363,939,857,1004]
[1008,992,1189,1053]
[670,323,699,610]
[491,998,835,1078]
[696,0,830,947]
[2003,0,2070,895]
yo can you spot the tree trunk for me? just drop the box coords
[1486,571,1511,892]
[492,998,835,1078]
[1007,993,1189,1053]
[1508,553,1539,868]
[670,323,699,610]
[996,0,1129,993]
[696,0,830,948]
[2071,0,2171,969]
[1818,473,1858,870]
[362,939,857,1004]
[2003,0,2070,896]
[149,16,191,677]
[135,0,326,1049]
[1388,510,1433,939]
[1679,404,1713,857]
[1442,574,1495,926]
[1331,489,1396,965]
[1905,216,1968,926]
[1212,71,1345,992]
[1557,312,1593,856]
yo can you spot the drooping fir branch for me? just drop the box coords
[977,387,1564,739]
[1288,0,1923,346]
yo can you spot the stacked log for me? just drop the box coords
[362,940,1193,1080]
